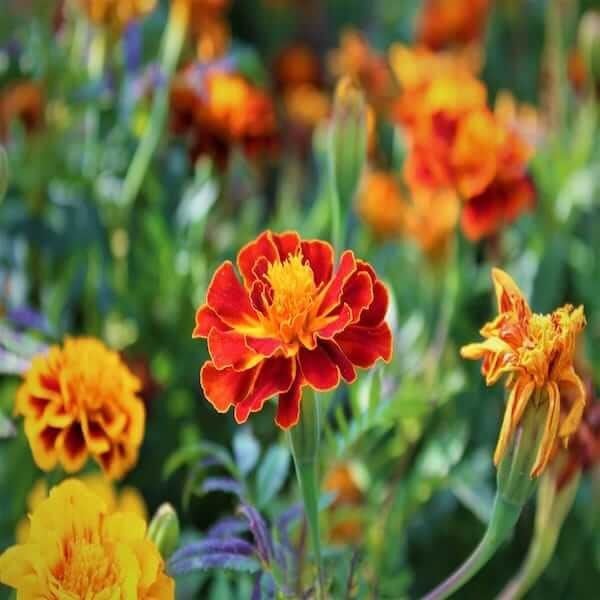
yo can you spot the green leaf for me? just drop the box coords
[255,445,290,508]
[163,442,237,480]
[0,146,7,203]
[233,428,260,476]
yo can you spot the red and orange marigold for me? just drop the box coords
[15,337,145,479]
[193,231,392,428]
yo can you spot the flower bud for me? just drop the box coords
[148,503,180,560]
[578,11,600,82]
[329,77,367,207]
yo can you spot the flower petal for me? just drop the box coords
[59,423,88,473]
[317,250,357,317]
[558,366,586,437]
[208,329,262,370]
[357,279,389,327]
[531,382,561,477]
[237,231,278,287]
[272,231,301,259]
[315,304,353,340]
[335,322,392,368]
[301,239,334,286]
[193,305,230,339]
[340,270,374,322]
[491,267,531,316]
[322,340,357,383]
[200,362,258,414]
[298,345,340,391]
[275,375,303,429]
[245,336,282,357]
[234,357,295,423]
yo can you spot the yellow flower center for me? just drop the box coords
[266,252,317,326]
[53,539,117,595]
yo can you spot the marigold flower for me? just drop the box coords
[16,474,147,544]
[15,337,145,479]
[193,231,392,428]
[0,479,174,598]
[170,67,278,166]
[357,171,405,240]
[0,81,44,140]
[187,0,231,60]
[417,0,491,50]
[461,269,587,476]
[74,0,156,30]
[274,44,322,91]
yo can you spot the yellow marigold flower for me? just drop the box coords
[0,479,174,598]
[461,269,587,476]
[15,337,145,480]
[15,474,147,544]
[75,0,156,30]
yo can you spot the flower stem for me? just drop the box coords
[421,494,522,600]
[287,389,325,599]
[119,2,188,209]
[329,179,342,256]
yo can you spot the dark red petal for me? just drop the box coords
[300,239,334,286]
[193,305,231,338]
[317,250,357,317]
[200,362,258,413]
[207,329,259,370]
[275,375,303,429]
[206,262,259,329]
[237,232,279,287]
[234,356,295,423]
[249,281,268,314]
[272,231,301,260]
[358,280,389,327]
[316,304,353,339]
[62,423,87,466]
[298,345,340,391]
[252,256,271,283]
[335,323,393,368]
[246,336,281,357]
[322,340,357,383]
[341,271,374,322]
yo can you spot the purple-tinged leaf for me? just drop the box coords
[169,537,255,564]
[252,572,276,600]
[208,517,249,538]
[239,504,273,563]
[168,553,260,576]
[201,477,243,496]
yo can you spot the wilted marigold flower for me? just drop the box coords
[0,479,174,598]
[0,81,44,140]
[74,0,156,30]
[193,231,392,428]
[417,0,491,50]
[15,337,145,479]
[15,473,147,543]
[461,269,587,476]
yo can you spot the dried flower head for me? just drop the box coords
[15,337,145,479]
[193,231,392,428]
[0,479,173,598]
[461,269,587,476]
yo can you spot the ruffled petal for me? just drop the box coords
[301,239,334,286]
[272,231,301,260]
[322,340,357,383]
[315,304,353,340]
[558,366,586,438]
[207,329,262,370]
[275,374,303,429]
[298,345,340,391]
[340,270,374,323]
[357,279,389,327]
[200,362,258,413]
[317,250,357,317]
[237,231,278,287]
[334,322,392,368]
[193,305,230,338]
[531,382,561,476]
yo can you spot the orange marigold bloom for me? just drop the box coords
[274,44,322,91]
[170,67,278,166]
[417,0,491,50]
[15,337,145,480]
[461,269,587,476]
[0,81,44,140]
[357,171,405,240]
[193,231,392,428]
[0,479,174,598]
[74,0,156,29]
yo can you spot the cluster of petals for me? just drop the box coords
[0,479,174,599]
[15,337,145,480]
[193,231,392,429]
[391,46,535,242]
[461,269,587,476]
[170,66,278,166]
[0,81,44,140]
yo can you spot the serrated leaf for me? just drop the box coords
[255,445,290,508]
[233,428,260,476]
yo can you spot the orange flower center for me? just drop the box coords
[52,539,117,595]
[266,252,317,325]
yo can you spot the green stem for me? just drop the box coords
[119,4,187,210]
[421,495,522,600]
[329,178,342,256]
[287,390,325,599]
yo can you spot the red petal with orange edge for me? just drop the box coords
[275,375,303,429]
[322,340,357,383]
[237,231,278,287]
[316,304,352,339]
[207,262,259,328]
[298,345,340,391]
[341,270,374,322]
[249,280,270,314]
[246,336,281,357]
[318,250,357,316]
[200,362,258,413]
[335,322,393,367]
[193,305,231,338]
[208,329,260,370]
[358,280,389,327]
[234,356,295,423]
[272,231,301,259]
[301,239,334,286]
